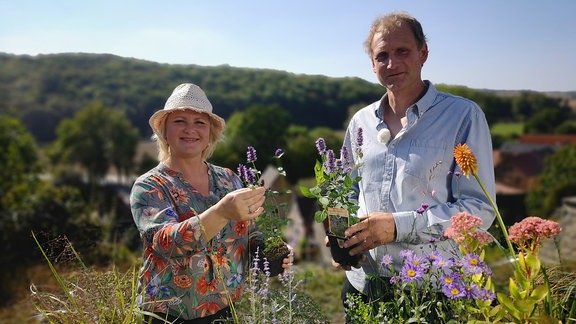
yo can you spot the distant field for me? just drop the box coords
[491,122,523,136]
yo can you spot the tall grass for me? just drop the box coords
[20,232,345,323]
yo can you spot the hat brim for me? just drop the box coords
[149,107,225,136]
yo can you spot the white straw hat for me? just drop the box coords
[149,83,225,135]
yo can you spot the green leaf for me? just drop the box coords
[509,278,522,299]
[525,252,541,274]
[528,284,549,303]
[513,299,535,314]
[299,185,315,198]
[497,294,521,320]
[314,210,327,223]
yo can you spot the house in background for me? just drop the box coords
[493,134,576,224]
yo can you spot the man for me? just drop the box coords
[337,11,496,317]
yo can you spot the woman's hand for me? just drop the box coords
[217,186,266,221]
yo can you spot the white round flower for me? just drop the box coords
[377,129,391,143]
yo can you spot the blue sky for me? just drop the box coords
[1,0,575,92]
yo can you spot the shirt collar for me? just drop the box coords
[373,80,438,120]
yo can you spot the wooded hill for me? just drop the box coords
[1,52,574,144]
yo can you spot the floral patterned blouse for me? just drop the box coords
[130,163,262,320]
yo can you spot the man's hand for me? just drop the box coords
[342,212,396,255]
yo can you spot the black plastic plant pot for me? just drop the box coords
[327,234,361,267]
[251,241,290,277]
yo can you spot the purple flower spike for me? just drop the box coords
[356,127,364,148]
[247,146,257,163]
[246,168,256,184]
[324,149,336,173]
[237,164,247,182]
[315,138,326,154]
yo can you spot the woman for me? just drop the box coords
[130,83,290,323]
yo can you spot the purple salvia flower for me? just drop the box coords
[356,127,363,148]
[324,149,336,174]
[340,146,353,173]
[237,164,247,183]
[315,138,326,154]
[247,146,257,163]
[274,148,284,157]
[246,167,256,185]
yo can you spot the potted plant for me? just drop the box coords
[299,132,364,266]
[238,146,291,276]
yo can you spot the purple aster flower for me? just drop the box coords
[247,146,257,163]
[399,249,415,259]
[462,253,485,276]
[433,256,452,269]
[380,254,393,267]
[442,281,466,299]
[441,272,462,288]
[474,287,496,301]
[400,263,425,282]
[315,138,326,154]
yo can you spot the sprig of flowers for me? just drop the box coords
[299,128,364,224]
[237,146,289,251]
[454,143,516,260]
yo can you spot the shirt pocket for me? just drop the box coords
[404,139,449,181]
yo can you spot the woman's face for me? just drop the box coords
[164,110,211,159]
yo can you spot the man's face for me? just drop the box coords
[370,24,428,93]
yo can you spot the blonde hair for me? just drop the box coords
[152,112,225,162]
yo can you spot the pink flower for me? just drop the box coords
[444,212,483,238]
[444,212,492,254]
[508,216,562,253]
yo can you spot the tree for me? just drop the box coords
[213,104,292,171]
[0,115,41,210]
[525,144,576,217]
[48,102,139,185]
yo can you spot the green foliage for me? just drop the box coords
[284,126,344,183]
[4,53,572,149]
[0,53,383,143]
[0,115,41,209]
[524,106,572,134]
[48,102,139,184]
[525,144,576,217]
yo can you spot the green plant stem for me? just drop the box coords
[473,173,516,263]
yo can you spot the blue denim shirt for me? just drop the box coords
[343,81,496,292]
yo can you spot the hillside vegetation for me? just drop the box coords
[2,52,574,145]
